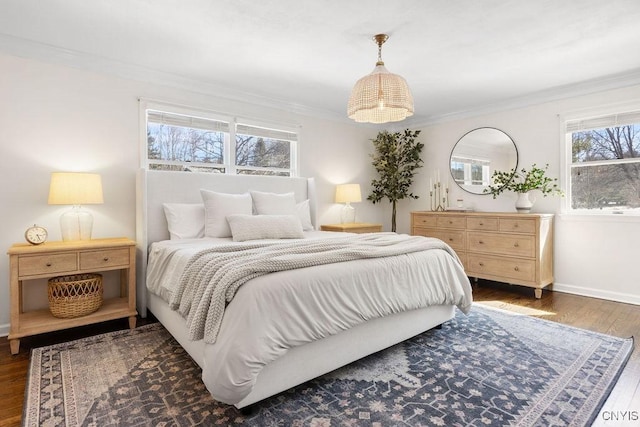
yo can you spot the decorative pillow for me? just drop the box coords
[296,199,314,231]
[200,190,252,238]
[250,191,297,215]
[162,203,205,240]
[226,214,304,242]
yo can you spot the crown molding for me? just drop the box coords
[3,33,640,130]
[0,33,349,124]
[404,68,640,129]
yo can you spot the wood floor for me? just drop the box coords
[1,281,638,426]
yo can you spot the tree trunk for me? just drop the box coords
[391,200,397,232]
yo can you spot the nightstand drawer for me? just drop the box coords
[80,248,130,270]
[18,253,78,277]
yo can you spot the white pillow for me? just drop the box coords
[200,190,253,238]
[296,199,314,231]
[227,214,304,242]
[162,203,205,240]
[250,191,297,215]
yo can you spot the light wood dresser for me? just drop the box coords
[411,211,554,298]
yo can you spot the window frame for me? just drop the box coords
[561,104,640,217]
[139,99,299,177]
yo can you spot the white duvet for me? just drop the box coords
[146,231,473,404]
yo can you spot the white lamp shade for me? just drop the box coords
[335,184,362,203]
[48,172,104,205]
[48,172,103,241]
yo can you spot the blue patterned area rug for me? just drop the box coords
[24,305,633,426]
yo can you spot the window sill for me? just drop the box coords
[559,212,640,223]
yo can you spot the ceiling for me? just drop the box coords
[2,0,640,126]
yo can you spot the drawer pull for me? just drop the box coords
[479,222,484,226]
[448,238,453,242]
[514,242,519,247]
[514,223,519,228]
[103,257,110,262]
[479,262,484,267]
[46,262,52,267]
[478,240,484,244]
[514,266,520,271]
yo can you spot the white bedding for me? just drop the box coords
[146,231,472,405]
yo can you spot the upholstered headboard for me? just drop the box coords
[135,169,317,316]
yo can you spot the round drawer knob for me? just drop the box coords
[514,242,519,247]
[514,266,520,271]
[103,257,110,262]
[46,262,52,267]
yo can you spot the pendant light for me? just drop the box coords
[348,34,414,124]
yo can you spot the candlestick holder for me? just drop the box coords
[430,182,449,211]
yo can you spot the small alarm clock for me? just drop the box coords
[25,224,48,245]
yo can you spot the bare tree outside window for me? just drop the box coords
[570,124,640,212]
[236,135,290,167]
[145,108,297,176]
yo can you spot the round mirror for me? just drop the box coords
[450,127,518,195]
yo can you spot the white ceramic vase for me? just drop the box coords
[515,191,534,213]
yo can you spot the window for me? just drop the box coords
[451,156,490,187]
[147,110,229,173]
[235,124,296,176]
[143,103,298,176]
[565,111,640,214]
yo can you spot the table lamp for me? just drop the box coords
[48,172,104,241]
[335,183,362,223]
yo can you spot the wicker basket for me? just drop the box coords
[48,273,103,318]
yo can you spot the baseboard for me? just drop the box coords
[0,323,9,338]
[552,282,640,306]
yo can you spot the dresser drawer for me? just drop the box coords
[431,230,466,251]
[466,217,498,231]
[436,216,466,229]
[80,248,130,270]
[18,253,78,277]
[499,218,536,234]
[467,232,535,258]
[412,214,437,228]
[412,228,465,251]
[467,254,536,282]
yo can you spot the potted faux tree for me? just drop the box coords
[484,163,563,212]
[368,129,424,231]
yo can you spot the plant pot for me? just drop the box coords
[515,191,534,213]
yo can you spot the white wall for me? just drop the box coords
[2,50,638,337]
[0,52,383,335]
[396,86,640,304]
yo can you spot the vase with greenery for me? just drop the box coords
[368,129,424,231]
[484,163,563,212]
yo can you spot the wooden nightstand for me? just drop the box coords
[320,223,383,234]
[7,237,137,354]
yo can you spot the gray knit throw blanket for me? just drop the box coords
[171,233,455,343]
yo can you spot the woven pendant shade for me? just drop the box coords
[348,34,414,124]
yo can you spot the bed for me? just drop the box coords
[136,169,473,409]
